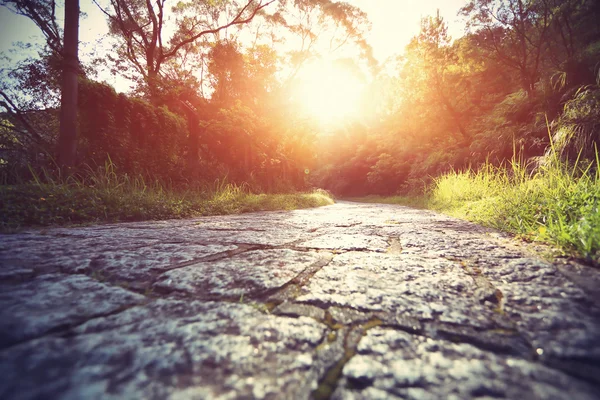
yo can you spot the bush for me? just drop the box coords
[0,160,335,230]
[78,80,188,181]
[429,154,600,265]
[551,85,600,161]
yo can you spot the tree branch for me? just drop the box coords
[0,90,45,144]
[162,0,275,60]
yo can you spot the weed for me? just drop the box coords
[0,159,334,230]
[350,148,599,265]
[428,148,599,265]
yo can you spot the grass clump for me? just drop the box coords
[428,153,599,265]
[349,152,599,265]
[0,162,334,231]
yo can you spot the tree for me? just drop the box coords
[0,0,63,54]
[263,0,376,83]
[95,0,275,102]
[460,0,553,95]
[57,0,79,168]
[1,0,80,168]
[206,41,247,107]
[544,0,600,87]
[403,12,470,140]
[0,0,64,147]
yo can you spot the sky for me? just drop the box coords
[0,1,110,58]
[350,0,469,61]
[0,0,470,88]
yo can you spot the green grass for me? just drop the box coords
[350,154,600,266]
[0,163,334,231]
[430,155,599,265]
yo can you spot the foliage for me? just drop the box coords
[352,150,600,265]
[2,0,600,237]
[0,160,334,230]
[0,0,63,54]
[312,0,600,198]
[428,152,600,265]
[99,0,275,99]
[76,80,188,180]
[551,84,600,161]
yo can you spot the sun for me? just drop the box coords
[293,60,365,125]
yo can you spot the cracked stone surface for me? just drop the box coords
[1,201,600,399]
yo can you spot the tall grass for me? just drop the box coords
[429,149,599,265]
[349,145,599,264]
[0,160,334,230]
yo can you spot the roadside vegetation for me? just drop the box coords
[433,152,599,265]
[351,149,600,266]
[0,162,334,231]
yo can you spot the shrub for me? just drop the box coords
[78,80,188,181]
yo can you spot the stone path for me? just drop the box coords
[1,202,599,399]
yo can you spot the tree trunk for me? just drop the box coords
[57,0,80,170]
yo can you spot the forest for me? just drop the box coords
[0,0,599,262]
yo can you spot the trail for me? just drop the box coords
[1,202,599,399]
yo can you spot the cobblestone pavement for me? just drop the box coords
[1,202,599,399]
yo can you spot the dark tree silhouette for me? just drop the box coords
[94,0,275,102]
[57,0,80,168]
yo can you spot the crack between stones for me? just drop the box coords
[447,258,600,387]
[0,301,146,352]
[9,217,599,397]
[38,240,387,294]
[311,318,383,400]
[160,244,262,273]
[150,251,335,307]
[260,253,335,306]
[273,297,548,397]
[458,259,505,310]
[155,240,338,277]
[271,297,536,398]
[541,356,600,387]
[554,262,600,309]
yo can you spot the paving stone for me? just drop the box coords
[297,233,389,252]
[296,251,499,326]
[0,273,145,349]
[0,300,329,400]
[334,327,599,400]
[0,234,236,279]
[154,249,324,298]
[1,201,599,399]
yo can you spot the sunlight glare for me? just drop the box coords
[294,60,365,125]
